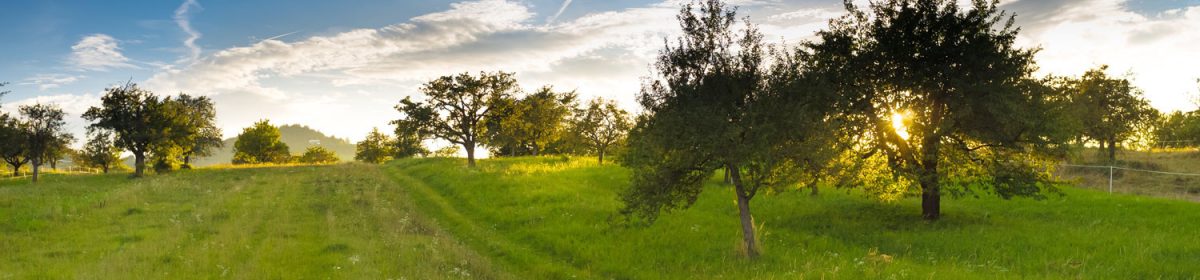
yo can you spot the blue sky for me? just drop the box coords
[2,0,1199,148]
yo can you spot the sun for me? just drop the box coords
[891,111,910,140]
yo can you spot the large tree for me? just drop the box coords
[0,113,28,176]
[20,104,71,183]
[83,83,172,177]
[812,0,1068,220]
[391,117,429,158]
[355,128,394,164]
[573,97,632,164]
[486,86,576,156]
[620,0,843,258]
[1073,66,1158,162]
[76,129,124,173]
[232,120,291,164]
[396,71,518,167]
[171,94,223,168]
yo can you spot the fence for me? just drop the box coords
[1059,163,1200,193]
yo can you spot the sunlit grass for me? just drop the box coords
[387,156,1200,279]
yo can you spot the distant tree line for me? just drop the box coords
[361,71,632,167]
[230,119,341,165]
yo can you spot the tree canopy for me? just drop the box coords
[232,120,291,164]
[298,146,340,164]
[573,97,631,164]
[83,83,173,177]
[620,0,844,258]
[355,128,394,164]
[810,0,1068,220]
[20,104,72,182]
[396,71,518,167]
[485,86,577,156]
[76,129,124,173]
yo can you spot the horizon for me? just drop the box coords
[2,0,1199,145]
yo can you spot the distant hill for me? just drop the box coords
[123,124,357,167]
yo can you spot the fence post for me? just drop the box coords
[1108,165,1114,193]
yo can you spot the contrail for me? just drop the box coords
[174,0,202,62]
[547,0,573,24]
[261,31,299,42]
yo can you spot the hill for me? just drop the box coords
[122,124,358,167]
[2,158,1198,278]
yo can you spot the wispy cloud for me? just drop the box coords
[174,0,203,62]
[21,74,84,90]
[69,34,137,71]
[547,0,573,24]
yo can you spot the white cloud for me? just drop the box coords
[20,74,84,90]
[174,0,203,62]
[1009,0,1200,112]
[69,34,137,71]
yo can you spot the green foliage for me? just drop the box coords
[485,86,577,157]
[429,145,460,158]
[810,0,1066,220]
[396,71,518,167]
[390,117,428,159]
[621,0,843,257]
[1068,66,1159,160]
[0,112,30,176]
[298,146,340,164]
[571,97,631,164]
[75,129,123,173]
[19,103,72,182]
[1155,110,1200,148]
[232,120,290,164]
[83,83,174,177]
[355,128,393,164]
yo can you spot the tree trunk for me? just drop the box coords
[11,164,18,177]
[597,149,605,164]
[102,164,109,174]
[31,159,40,183]
[531,143,539,156]
[727,163,759,258]
[465,142,476,167]
[1107,138,1117,163]
[920,134,941,221]
[810,184,819,196]
[183,154,192,169]
[134,153,146,177]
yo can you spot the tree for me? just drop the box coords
[573,97,632,164]
[811,0,1068,220]
[391,116,429,158]
[77,129,123,173]
[620,1,843,258]
[20,104,71,183]
[298,146,340,164]
[486,86,577,156]
[355,128,394,164]
[232,120,290,164]
[0,113,29,176]
[171,94,223,168]
[1073,66,1158,162]
[396,71,518,167]
[83,83,172,177]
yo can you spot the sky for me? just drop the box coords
[1,0,1199,147]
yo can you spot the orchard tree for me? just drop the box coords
[1073,66,1157,162]
[355,128,393,164]
[396,71,518,167]
[620,0,843,258]
[77,129,123,173]
[811,0,1070,220]
[574,97,631,164]
[298,146,340,164]
[232,120,290,164]
[20,104,72,183]
[391,118,428,158]
[83,83,172,177]
[172,94,223,168]
[0,113,28,176]
[487,86,577,156]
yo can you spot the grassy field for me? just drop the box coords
[2,157,1198,279]
[0,164,504,279]
[386,156,1200,279]
[1059,149,1200,201]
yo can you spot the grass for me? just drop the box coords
[0,163,505,279]
[2,156,1198,279]
[385,156,1200,279]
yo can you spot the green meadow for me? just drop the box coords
[2,157,1198,279]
